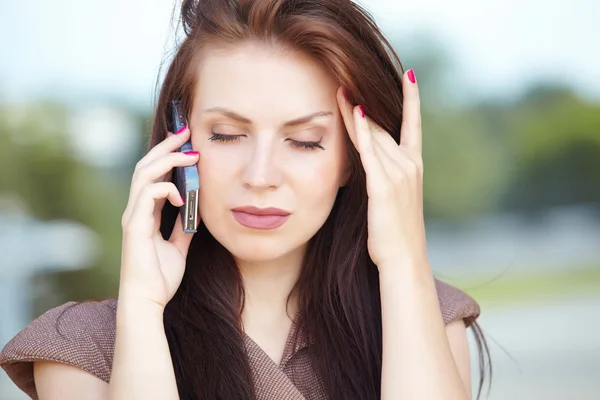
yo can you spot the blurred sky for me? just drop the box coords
[0,0,598,110]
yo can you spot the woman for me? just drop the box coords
[0,0,490,399]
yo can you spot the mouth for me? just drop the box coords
[231,206,291,230]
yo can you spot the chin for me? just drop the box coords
[230,247,288,263]
[204,217,307,263]
[222,234,304,263]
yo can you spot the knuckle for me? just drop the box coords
[406,160,418,175]
[401,157,420,176]
[166,182,177,194]
[414,159,424,174]
[153,182,171,198]
[121,216,141,236]
[157,185,170,198]
[134,159,145,172]
[121,213,129,229]
[135,164,151,181]
[122,223,142,238]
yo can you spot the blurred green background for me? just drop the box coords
[1,0,599,399]
[2,57,598,304]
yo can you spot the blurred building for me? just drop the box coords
[0,196,99,399]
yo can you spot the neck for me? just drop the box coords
[237,245,305,326]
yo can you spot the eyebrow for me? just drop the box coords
[202,107,333,128]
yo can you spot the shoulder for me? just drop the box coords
[433,278,480,327]
[0,298,118,398]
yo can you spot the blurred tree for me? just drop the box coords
[422,108,511,220]
[391,32,469,111]
[496,85,600,213]
[2,40,599,311]
[390,34,513,220]
[0,101,148,313]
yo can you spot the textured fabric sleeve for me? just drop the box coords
[434,278,480,328]
[0,298,118,400]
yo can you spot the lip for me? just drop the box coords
[231,206,291,230]
[231,206,291,216]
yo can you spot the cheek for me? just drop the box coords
[198,150,237,184]
[289,152,345,203]
[196,152,236,212]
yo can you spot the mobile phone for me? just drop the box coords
[171,100,199,233]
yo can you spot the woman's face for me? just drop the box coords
[189,42,348,264]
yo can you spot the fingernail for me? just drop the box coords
[407,69,416,84]
[175,125,188,135]
[358,105,365,118]
[180,194,185,204]
[183,151,199,156]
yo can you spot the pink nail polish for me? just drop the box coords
[407,69,416,84]
[358,105,365,118]
[184,151,198,156]
[180,194,185,204]
[175,125,188,135]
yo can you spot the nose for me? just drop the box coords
[240,137,283,190]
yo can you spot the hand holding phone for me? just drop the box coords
[119,112,198,309]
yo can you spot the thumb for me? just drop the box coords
[169,213,195,257]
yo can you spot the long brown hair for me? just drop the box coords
[151,0,491,399]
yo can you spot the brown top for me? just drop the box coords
[0,279,480,400]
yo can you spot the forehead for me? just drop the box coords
[192,42,338,120]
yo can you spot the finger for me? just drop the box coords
[169,210,196,257]
[154,130,177,185]
[352,105,391,194]
[370,116,424,177]
[367,117,402,162]
[136,151,198,185]
[137,126,191,170]
[126,182,185,236]
[399,69,422,155]
[124,151,199,223]
[123,126,190,220]
[336,86,359,150]
[369,123,424,192]
[371,135,403,180]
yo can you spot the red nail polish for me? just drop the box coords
[180,194,185,204]
[407,69,416,84]
[358,105,365,118]
[184,151,198,156]
[175,125,188,134]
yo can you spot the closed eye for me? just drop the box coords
[208,133,240,143]
[208,133,325,151]
[288,138,325,151]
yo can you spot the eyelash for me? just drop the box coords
[208,133,325,151]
